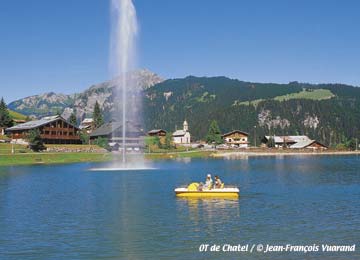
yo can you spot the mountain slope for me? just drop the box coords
[8,74,360,146]
[143,77,360,145]
[8,69,163,121]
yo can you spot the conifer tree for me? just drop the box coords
[206,120,222,144]
[93,101,104,128]
[0,97,13,128]
[69,111,77,126]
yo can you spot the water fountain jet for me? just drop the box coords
[90,0,153,171]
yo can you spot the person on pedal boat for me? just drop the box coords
[214,175,223,189]
[203,174,213,190]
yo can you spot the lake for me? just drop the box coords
[0,155,359,259]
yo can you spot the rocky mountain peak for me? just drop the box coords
[8,69,164,121]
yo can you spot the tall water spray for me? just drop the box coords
[110,0,138,164]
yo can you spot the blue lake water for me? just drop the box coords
[0,156,359,259]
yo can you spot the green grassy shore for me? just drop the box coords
[0,153,113,166]
[0,143,213,166]
[0,143,358,167]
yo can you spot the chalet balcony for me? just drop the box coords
[43,127,75,132]
[40,134,80,140]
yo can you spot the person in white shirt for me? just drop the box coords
[204,174,213,190]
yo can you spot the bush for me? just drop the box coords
[27,129,46,152]
[344,138,358,150]
[80,131,90,144]
[93,137,110,151]
[267,137,275,148]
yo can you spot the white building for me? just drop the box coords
[222,130,249,148]
[172,120,191,144]
[79,118,94,133]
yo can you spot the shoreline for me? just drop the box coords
[211,150,360,158]
[0,150,359,167]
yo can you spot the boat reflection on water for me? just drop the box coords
[175,197,240,233]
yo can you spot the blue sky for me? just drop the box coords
[1,0,360,102]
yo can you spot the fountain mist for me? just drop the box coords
[90,0,153,171]
[110,0,138,164]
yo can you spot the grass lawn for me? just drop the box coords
[9,110,27,120]
[274,89,335,101]
[0,143,111,166]
[0,153,113,166]
[145,150,213,160]
[0,142,212,166]
[0,143,32,154]
[234,88,335,106]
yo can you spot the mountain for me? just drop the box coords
[8,69,163,121]
[143,76,360,146]
[8,73,360,146]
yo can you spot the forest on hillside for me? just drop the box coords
[143,76,360,146]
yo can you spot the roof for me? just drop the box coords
[289,139,314,149]
[290,140,327,149]
[222,130,249,137]
[90,122,122,137]
[148,129,166,134]
[172,130,188,137]
[6,115,78,131]
[265,135,310,144]
[81,118,93,123]
[90,121,144,137]
[79,124,92,130]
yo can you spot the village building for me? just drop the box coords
[90,121,145,151]
[289,139,327,150]
[222,130,249,148]
[13,119,26,124]
[5,115,81,144]
[262,135,327,150]
[172,120,191,144]
[147,129,167,137]
[79,118,94,134]
[263,135,309,148]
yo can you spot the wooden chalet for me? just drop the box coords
[90,121,145,150]
[147,129,167,137]
[5,115,81,144]
[262,135,327,150]
[263,135,309,148]
[222,130,249,148]
[289,139,328,150]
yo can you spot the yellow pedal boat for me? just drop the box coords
[175,182,239,198]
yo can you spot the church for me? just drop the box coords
[172,120,191,144]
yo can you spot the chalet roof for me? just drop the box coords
[148,129,166,134]
[79,124,92,130]
[265,135,310,144]
[81,118,93,124]
[172,130,188,137]
[6,115,78,131]
[90,122,122,137]
[90,122,144,137]
[222,130,249,137]
[290,140,327,149]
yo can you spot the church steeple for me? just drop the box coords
[183,120,188,132]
